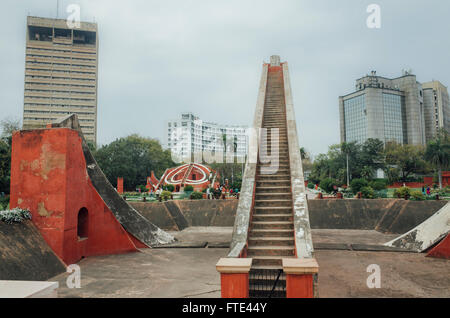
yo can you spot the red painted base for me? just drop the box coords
[220,273,249,298]
[427,234,450,259]
[285,274,314,298]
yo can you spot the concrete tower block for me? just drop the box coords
[270,55,280,66]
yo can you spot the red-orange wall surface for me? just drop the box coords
[10,129,138,265]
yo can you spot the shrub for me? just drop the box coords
[164,184,175,192]
[0,208,32,224]
[184,185,194,192]
[369,179,387,191]
[161,190,172,201]
[319,178,337,193]
[360,186,375,199]
[375,189,388,198]
[0,195,9,209]
[231,182,242,191]
[350,178,368,194]
[307,183,315,189]
[136,185,147,192]
[394,186,411,199]
[411,190,425,201]
[190,192,203,200]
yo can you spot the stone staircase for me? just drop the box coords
[248,67,295,298]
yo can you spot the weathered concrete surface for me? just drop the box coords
[316,250,450,298]
[49,227,450,298]
[129,200,238,231]
[176,200,237,227]
[283,61,313,258]
[130,202,179,231]
[0,220,66,281]
[168,227,232,245]
[133,199,446,236]
[228,63,267,258]
[311,229,398,245]
[51,248,225,298]
[385,202,450,251]
[308,199,447,234]
[164,201,189,231]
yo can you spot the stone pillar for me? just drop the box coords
[117,177,124,194]
[282,258,319,298]
[216,258,252,298]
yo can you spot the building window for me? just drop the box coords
[383,93,404,144]
[77,207,89,240]
[343,94,367,144]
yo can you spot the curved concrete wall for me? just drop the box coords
[132,199,446,235]
[130,200,238,231]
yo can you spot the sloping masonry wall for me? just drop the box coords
[130,199,447,234]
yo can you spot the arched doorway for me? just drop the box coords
[77,208,89,240]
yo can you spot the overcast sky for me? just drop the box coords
[1,0,449,157]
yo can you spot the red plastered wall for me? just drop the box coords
[10,128,138,265]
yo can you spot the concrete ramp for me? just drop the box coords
[51,115,174,247]
[0,220,66,281]
[384,202,450,252]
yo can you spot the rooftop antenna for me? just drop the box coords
[56,0,61,19]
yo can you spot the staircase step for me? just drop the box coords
[254,206,292,214]
[254,199,292,208]
[257,175,291,180]
[248,246,295,256]
[248,236,295,246]
[251,256,294,266]
[250,229,294,238]
[255,193,292,201]
[256,180,291,187]
[252,214,293,222]
[251,221,294,229]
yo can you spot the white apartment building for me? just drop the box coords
[166,113,248,163]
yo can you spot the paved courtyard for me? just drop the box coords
[51,227,450,298]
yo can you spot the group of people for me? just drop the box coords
[206,185,240,200]
[422,186,432,196]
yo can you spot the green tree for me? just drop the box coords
[350,178,368,194]
[425,129,450,189]
[0,118,21,194]
[93,134,174,190]
[360,138,385,170]
[385,142,426,183]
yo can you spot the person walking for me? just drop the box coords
[206,187,211,200]
[426,186,431,196]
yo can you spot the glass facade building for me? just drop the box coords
[382,93,405,144]
[339,71,441,146]
[343,95,367,144]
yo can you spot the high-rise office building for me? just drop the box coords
[422,80,450,142]
[339,71,448,146]
[23,16,98,143]
[166,112,248,162]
